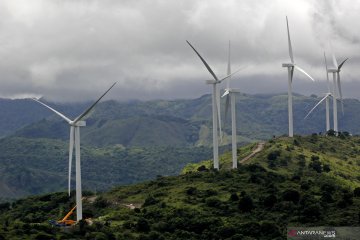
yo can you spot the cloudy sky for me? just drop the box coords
[0,0,359,102]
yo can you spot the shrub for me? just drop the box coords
[298,158,306,167]
[0,202,10,211]
[136,218,150,232]
[301,204,322,221]
[197,165,208,172]
[229,192,239,201]
[327,129,336,136]
[238,195,254,212]
[263,194,277,208]
[323,164,331,172]
[311,155,320,161]
[321,182,336,193]
[354,187,360,197]
[143,195,159,207]
[321,191,334,203]
[186,187,197,196]
[260,221,281,238]
[282,190,300,204]
[300,181,310,190]
[205,197,222,208]
[267,150,281,161]
[93,197,109,209]
[309,159,322,173]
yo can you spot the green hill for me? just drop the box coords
[0,137,213,200]
[0,135,359,239]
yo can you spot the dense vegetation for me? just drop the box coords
[0,137,213,200]
[0,135,359,239]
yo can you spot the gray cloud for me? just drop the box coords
[0,0,359,102]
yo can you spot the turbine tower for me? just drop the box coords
[222,41,240,169]
[304,52,332,132]
[327,52,348,133]
[187,40,239,169]
[32,82,116,221]
[282,16,315,137]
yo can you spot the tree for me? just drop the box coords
[137,218,150,232]
[282,190,300,204]
[327,129,336,136]
[309,158,322,173]
[323,164,331,172]
[354,187,360,197]
[267,150,280,161]
[197,165,208,172]
[239,195,254,212]
[263,194,277,208]
[229,192,239,201]
[143,195,159,207]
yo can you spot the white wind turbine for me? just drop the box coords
[222,41,240,169]
[327,51,348,133]
[304,52,332,132]
[282,16,315,137]
[187,40,240,169]
[32,82,116,221]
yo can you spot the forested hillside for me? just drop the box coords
[0,135,359,239]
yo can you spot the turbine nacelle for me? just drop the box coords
[327,68,338,73]
[282,63,294,67]
[205,80,219,84]
[71,121,86,127]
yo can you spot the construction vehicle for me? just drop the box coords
[49,204,77,227]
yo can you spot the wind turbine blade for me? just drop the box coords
[219,66,245,83]
[295,65,315,81]
[68,126,75,196]
[221,89,230,98]
[227,40,231,89]
[332,53,338,69]
[74,82,116,123]
[224,94,230,125]
[338,58,348,71]
[216,86,222,142]
[286,16,294,63]
[337,72,344,114]
[290,66,294,83]
[186,40,219,81]
[324,52,330,93]
[304,94,329,119]
[31,98,72,124]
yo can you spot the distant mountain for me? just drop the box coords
[11,93,360,147]
[0,135,359,239]
[0,98,87,138]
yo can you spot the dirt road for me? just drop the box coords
[239,141,265,164]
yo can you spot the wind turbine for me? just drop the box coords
[304,52,332,132]
[327,51,348,133]
[187,40,240,169]
[222,41,240,169]
[282,16,315,137]
[32,82,116,221]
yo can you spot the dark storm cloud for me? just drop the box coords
[0,0,359,102]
